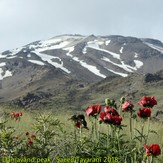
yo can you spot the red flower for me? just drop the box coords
[70,114,88,130]
[99,112,109,122]
[31,134,36,139]
[15,113,20,117]
[122,101,134,112]
[10,112,23,120]
[104,107,119,116]
[19,112,23,116]
[138,96,157,108]
[75,121,88,129]
[144,144,161,156]
[26,132,30,136]
[112,116,123,125]
[15,136,19,139]
[100,112,122,125]
[86,104,101,117]
[137,108,151,118]
[27,139,33,145]
[75,121,81,128]
[11,112,15,119]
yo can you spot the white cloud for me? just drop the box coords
[0,0,163,52]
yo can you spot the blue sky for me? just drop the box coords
[0,0,163,52]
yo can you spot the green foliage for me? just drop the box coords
[0,97,163,163]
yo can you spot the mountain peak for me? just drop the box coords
[0,34,163,83]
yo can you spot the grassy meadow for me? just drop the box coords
[0,100,163,163]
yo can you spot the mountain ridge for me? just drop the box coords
[1,34,163,111]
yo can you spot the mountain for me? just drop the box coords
[0,34,163,108]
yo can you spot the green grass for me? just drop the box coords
[1,104,163,162]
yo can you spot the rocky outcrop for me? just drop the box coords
[12,92,52,108]
[144,73,163,83]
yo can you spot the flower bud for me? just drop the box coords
[120,96,125,104]
[110,99,115,107]
[105,98,110,106]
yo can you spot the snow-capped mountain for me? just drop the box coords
[1,34,163,102]
[1,34,163,81]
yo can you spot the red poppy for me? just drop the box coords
[70,114,88,129]
[100,112,122,125]
[31,134,36,139]
[112,115,123,125]
[27,139,33,145]
[75,121,88,129]
[122,101,134,112]
[138,96,157,108]
[75,121,81,128]
[86,104,101,116]
[26,132,30,136]
[11,112,15,119]
[19,112,23,116]
[15,113,20,117]
[99,112,108,122]
[137,108,151,118]
[104,107,119,116]
[11,112,23,120]
[144,144,161,156]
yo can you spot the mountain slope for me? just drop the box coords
[4,70,163,121]
[1,34,163,104]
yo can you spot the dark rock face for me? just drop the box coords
[12,92,52,108]
[144,73,163,83]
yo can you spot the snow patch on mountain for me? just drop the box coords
[82,40,99,54]
[64,46,106,78]
[42,38,62,45]
[0,53,7,58]
[102,57,133,73]
[105,40,111,46]
[37,41,69,52]
[28,60,45,66]
[64,47,74,57]
[0,68,12,80]
[104,67,128,77]
[83,40,121,59]
[134,60,143,68]
[121,61,137,71]
[6,56,17,59]
[120,47,123,54]
[73,56,106,78]
[3,70,12,78]
[0,63,6,67]
[82,47,87,54]
[27,54,31,57]
[144,42,163,53]
[33,51,71,73]
[134,53,138,58]
[10,48,23,56]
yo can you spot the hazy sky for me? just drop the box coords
[0,0,163,52]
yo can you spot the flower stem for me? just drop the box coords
[141,123,144,144]
[149,156,153,163]
[129,112,133,141]
[146,117,150,144]
[116,128,120,152]
[94,117,98,140]
[107,125,109,148]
